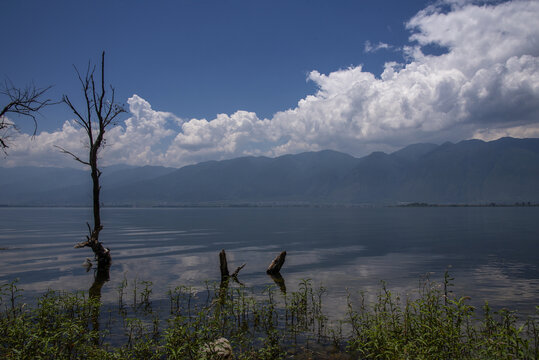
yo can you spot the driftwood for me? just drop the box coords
[266,251,286,275]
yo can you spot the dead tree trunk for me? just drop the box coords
[266,251,286,275]
[219,249,245,281]
[219,249,229,281]
[59,51,125,268]
[75,224,110,267]
[218,249,245,306]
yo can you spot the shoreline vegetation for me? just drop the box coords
[1,274,538,359]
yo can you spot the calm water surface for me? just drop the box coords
[0,207,538,317]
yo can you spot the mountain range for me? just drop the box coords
[1,137,539,206]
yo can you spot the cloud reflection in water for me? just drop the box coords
[0,207,537,318]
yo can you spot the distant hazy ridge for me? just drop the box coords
[1,137,539,206]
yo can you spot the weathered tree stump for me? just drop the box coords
[217,250,245,306]
[74,224,111,267]
[266,251,286,275]
[219,249,229,280]
[219,249,245,282]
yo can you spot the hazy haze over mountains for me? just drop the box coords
[1,137,538,206]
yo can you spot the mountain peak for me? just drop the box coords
[392,143,438,161]
[2,138,539,205]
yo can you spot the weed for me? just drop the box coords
[1,276,537,359]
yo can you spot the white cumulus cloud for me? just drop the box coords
[104,95,180,165]
[364,40,393,53]
[3,0,538,168]
[2,95,180,167]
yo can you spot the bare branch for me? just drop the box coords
[91,73,100,126]
[104,86,116,122]
[0,81,53,120]
[71,63,95,144]
[98,51,106,119]
[62,95,91,133]
[0,81,53,151]
[53,145,90,166]
[74,240,90,249]
[0,137,8,150]
[231,263,246,277]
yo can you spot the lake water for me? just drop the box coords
[0,206,538,318]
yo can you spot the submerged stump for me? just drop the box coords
[219,249,229,281]
[266,251,286,275]
[75,225,111,267]
[219,249,245,282]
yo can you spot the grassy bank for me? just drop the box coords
[1,274,538,359]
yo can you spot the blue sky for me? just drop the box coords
[1,0,539,168]
[2,1,427,124]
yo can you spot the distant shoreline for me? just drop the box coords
[1,202,538,209]
[394,202,539,208]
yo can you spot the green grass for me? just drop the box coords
[1,273,538,359]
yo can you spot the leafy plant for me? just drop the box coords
[1,275,537,359]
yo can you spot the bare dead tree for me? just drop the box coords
[0,81,52,152]
[57,52,126,267]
